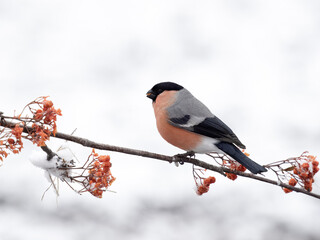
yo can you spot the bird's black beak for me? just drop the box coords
[146,90,156,101]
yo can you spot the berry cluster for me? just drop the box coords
[28,97,62,146]
[0,124,24,161]
[222,152,248,181]
[81,149,116,198]
[0,97,62,161]
[196,176,216,195]
[206,151,248,181]
[283,154,319,193]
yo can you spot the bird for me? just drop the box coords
[146,82,267,174]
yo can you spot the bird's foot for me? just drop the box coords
[173,151,195,165]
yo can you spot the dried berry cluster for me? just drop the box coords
[27,96,62,146]
[221,151,248,180]
[192,165,216,195]
[193,151,250,195]
[196,176,216,195]
[205,151,248,181]
[223,159,247,181]
[0,96,62,161]
[283,154,319,193]
[0,124,24,161]
[78,149,116,198]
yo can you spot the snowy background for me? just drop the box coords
[1,0,320,239]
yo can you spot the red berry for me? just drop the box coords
[197,185,209,195]
[301,163,309,170]
[226,173,237,181]
[288,178,297,186]
[283,188,293,194]
[203,176,216,186]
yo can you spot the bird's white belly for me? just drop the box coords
[192,136,222,153]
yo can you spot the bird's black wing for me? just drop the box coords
[170,116,246,149]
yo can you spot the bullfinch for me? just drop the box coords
[146,82,267,174]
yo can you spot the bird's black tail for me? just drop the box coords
[216,142,267,174]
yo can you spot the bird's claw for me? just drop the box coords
[173,151,195,165]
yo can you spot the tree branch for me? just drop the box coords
[1,118,320,200]
[40,145,57,160]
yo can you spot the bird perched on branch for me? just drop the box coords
[146,82,267,174]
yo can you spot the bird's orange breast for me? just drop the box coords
[153,91,201,151]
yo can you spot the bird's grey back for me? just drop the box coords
[166,88,246,149]
[167,88,214,119]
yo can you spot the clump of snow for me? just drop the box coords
[29,151,57,170]
[29,149,75,180]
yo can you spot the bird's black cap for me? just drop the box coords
[146,82,183,101]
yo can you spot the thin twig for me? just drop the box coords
[40,145,56,160]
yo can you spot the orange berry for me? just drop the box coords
[203,176,216,186]
[293,167,298,175]
[283,188,292,194]
[226,173,237,181]
[98,155,110,162]
[197,185,209,195]
[301,163,310,170]
[34,113,43,120]
[56,108,62,116]
[43,100,53,109]
[313,167,319,174]
[312,160,319,167]
[299,172,308,180]
[288,178,297,186]
[308,172,314,178]
[96,177,102,183]
[236,165,247,172]
[12,149,19,154]
[93,161,100,168]
[102,162,111,168]
[304,182,312,192]
[109,176,116,185]
[7,138,15,144]
[96,190,103,198]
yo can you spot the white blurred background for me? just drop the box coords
[1,1,320,239]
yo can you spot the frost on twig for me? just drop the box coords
[30,145,115,199]
[265,151,319,193]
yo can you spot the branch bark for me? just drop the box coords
[1,118,320,200]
